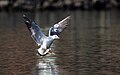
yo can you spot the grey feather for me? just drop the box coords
[49,16,71,36]
[23,15,70,56]
[23,15,47,46]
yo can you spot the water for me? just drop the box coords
[0,10,120,75]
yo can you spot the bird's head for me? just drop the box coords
[51,35,60,39]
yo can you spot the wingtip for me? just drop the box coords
[22,14,31,22]
[66,16,71,19]
[23,14,26,18]
[68,16,71,18]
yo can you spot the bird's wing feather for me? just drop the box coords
[49,16,71,36]
[23,15,46,46]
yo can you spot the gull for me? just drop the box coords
[23,15,71,56]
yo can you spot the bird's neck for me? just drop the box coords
[49,36,55,40]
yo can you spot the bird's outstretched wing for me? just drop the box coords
[49,16,71,36]
[23,15,47,46]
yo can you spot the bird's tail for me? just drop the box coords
[37,48,50,56]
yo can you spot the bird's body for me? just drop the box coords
[23,15,70,56]
[43,37,53,49]
[37,37,54,55]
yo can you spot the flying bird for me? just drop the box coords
[23,15,71,56]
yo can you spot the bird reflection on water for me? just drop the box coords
[34,55,59,75]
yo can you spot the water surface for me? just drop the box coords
[0,10,120,75]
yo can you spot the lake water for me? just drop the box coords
[0,10,120,75]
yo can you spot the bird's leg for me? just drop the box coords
[48,48,55,55]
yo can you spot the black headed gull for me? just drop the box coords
[23,15,70,56]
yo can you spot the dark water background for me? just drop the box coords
[0,10,120,75]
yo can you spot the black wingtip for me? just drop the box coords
[23,14,28,20]
[23,14,26,18]
[23,14,31,23]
